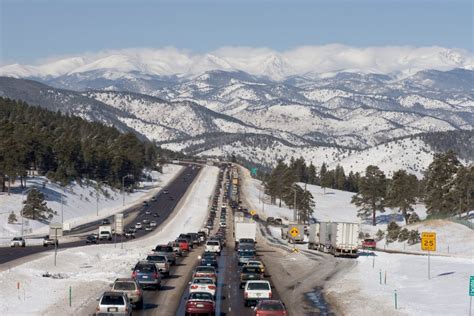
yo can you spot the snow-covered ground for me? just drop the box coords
[239,165,474,315]
[326,252,473,316]
[0,165,218,315]
[0,164,183,241]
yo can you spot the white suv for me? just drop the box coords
[243,280,272,306]
[205,240,221,255]
[96,291,132,315]
[10,237,26,247]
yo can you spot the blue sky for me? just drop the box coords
[1,0,472,64]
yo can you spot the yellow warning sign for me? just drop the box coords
[421,232,436,251]
[249,210,256,216]
[289,227,300,238]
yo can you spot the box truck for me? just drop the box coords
[235,222,257,247]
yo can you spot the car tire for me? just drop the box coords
[136,299,144,310]
[244,300,248,307]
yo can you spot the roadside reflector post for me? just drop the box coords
[69,286,72,307]
[394,289,398,309]
[379,269,382,285]
[372,255,375,268]
[428,251,431,280]
[385,271,387,285]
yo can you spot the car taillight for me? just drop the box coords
[153,272,158,278]
[244,292,248,298]
[131,271,137,278]
[209,285,216,290]
[96,306,100,312]
[269,291,272,298]
[191,285,198,289]
[282,311,287,315]
[135,289,141,295]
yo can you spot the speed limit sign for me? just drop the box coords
[421,232,436,251]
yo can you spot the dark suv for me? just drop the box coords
[131,261,161,290]
[154,244,177,265]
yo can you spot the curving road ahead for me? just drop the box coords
[0,164,201,266]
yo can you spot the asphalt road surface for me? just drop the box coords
[0,164,201,265]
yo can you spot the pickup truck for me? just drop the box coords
[243,280,272,306]
[153,245,177,265]
[146,253,170,277]
[205,240,221,255]
[240,265,263,288]
[362,238,377,250]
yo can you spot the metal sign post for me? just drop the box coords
[421,232,436,280]
[289,227,299,252]
[469,276,474,316]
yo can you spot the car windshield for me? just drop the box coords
[259,301,284,311]
[365,239,375,243]
[239,251,255,257]
[135,264,155,272]
[207,241,219,246]
[194,278,213,284]
[13,237,22,241]
[189,292,213,300]
[146,255,166,262]
[113,282,136,291]
[101,295,125,305]
[247,282,270,290]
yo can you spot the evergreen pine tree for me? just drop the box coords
[307,162,317,185]
[351,165,387,226]
[21,188,57,221]
[8,211,17,224]
[386,169,418,224]
[424,151,461,217]
[407,211,421,224]
[448,165,474,216]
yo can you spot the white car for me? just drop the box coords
[96,291,132,315]
[189,277,217,297]
[150,221,157,227]
[219,222,226,228]
[243,280,272,307]
[205,240,221,255]
[10,237,26,247]
[135,223,142,229]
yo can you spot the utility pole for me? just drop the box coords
[291,187,297,222]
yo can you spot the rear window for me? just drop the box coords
[101,295,125,305]
[196,267,215,273]
[189,292,213,300]
[365,239,375,243]
[147,255,166,262]
[135,264,155,272]
[207,241,219,246]
[113,282,136,291]
[194,278,213,284]
[242,267,260,273]
[247,282,270,290]
[238,250,255,257]
[259,301,284,311]
[155,246,172,252]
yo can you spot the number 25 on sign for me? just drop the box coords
[421,232,436,251]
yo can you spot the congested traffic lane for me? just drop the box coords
[0,165,200,265]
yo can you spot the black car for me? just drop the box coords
[86,235,98,244]
[200,253,218,268]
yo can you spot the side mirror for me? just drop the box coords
[96,297,101,301]
[188,281,192,285]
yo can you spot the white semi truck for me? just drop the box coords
[308,222,332,251]
[329,222,360,257]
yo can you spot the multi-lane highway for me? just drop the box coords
[0,164,201,265]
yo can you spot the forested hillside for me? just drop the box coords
[0,98,161,191]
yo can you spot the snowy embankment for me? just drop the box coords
[0,165,218,315]
[239,166,474,316]
[0,164,183,241]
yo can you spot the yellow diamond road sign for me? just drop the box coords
[249,210,256,216]
[289,227,299,238]
[421,232,436,251]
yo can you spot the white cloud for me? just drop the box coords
[1,45,473,80]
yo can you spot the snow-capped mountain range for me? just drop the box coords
[1,49,473,177]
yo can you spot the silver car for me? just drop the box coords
[96,291,132,315]
[110,278,143,309]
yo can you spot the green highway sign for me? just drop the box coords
[470,275,474,296]
[251,167,258,176]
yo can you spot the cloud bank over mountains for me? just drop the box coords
[1,44,473,80]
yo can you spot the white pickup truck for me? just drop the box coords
[243,280,272,306]
[205,240,221,255]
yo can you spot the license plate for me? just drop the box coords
[197,304,204,308]
[107,307,118,312]
[142,276,148,279]
[256,293,262,297]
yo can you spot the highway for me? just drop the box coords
[0,164,201,265]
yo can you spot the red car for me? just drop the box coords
[253,299,287,316]
[362,238,376,250]
[176,238,191,252]
[185,291,215,315]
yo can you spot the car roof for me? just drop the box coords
[102,291,126,297]
[114,278,135,282]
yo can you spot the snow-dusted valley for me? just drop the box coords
[0,62,473,175]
